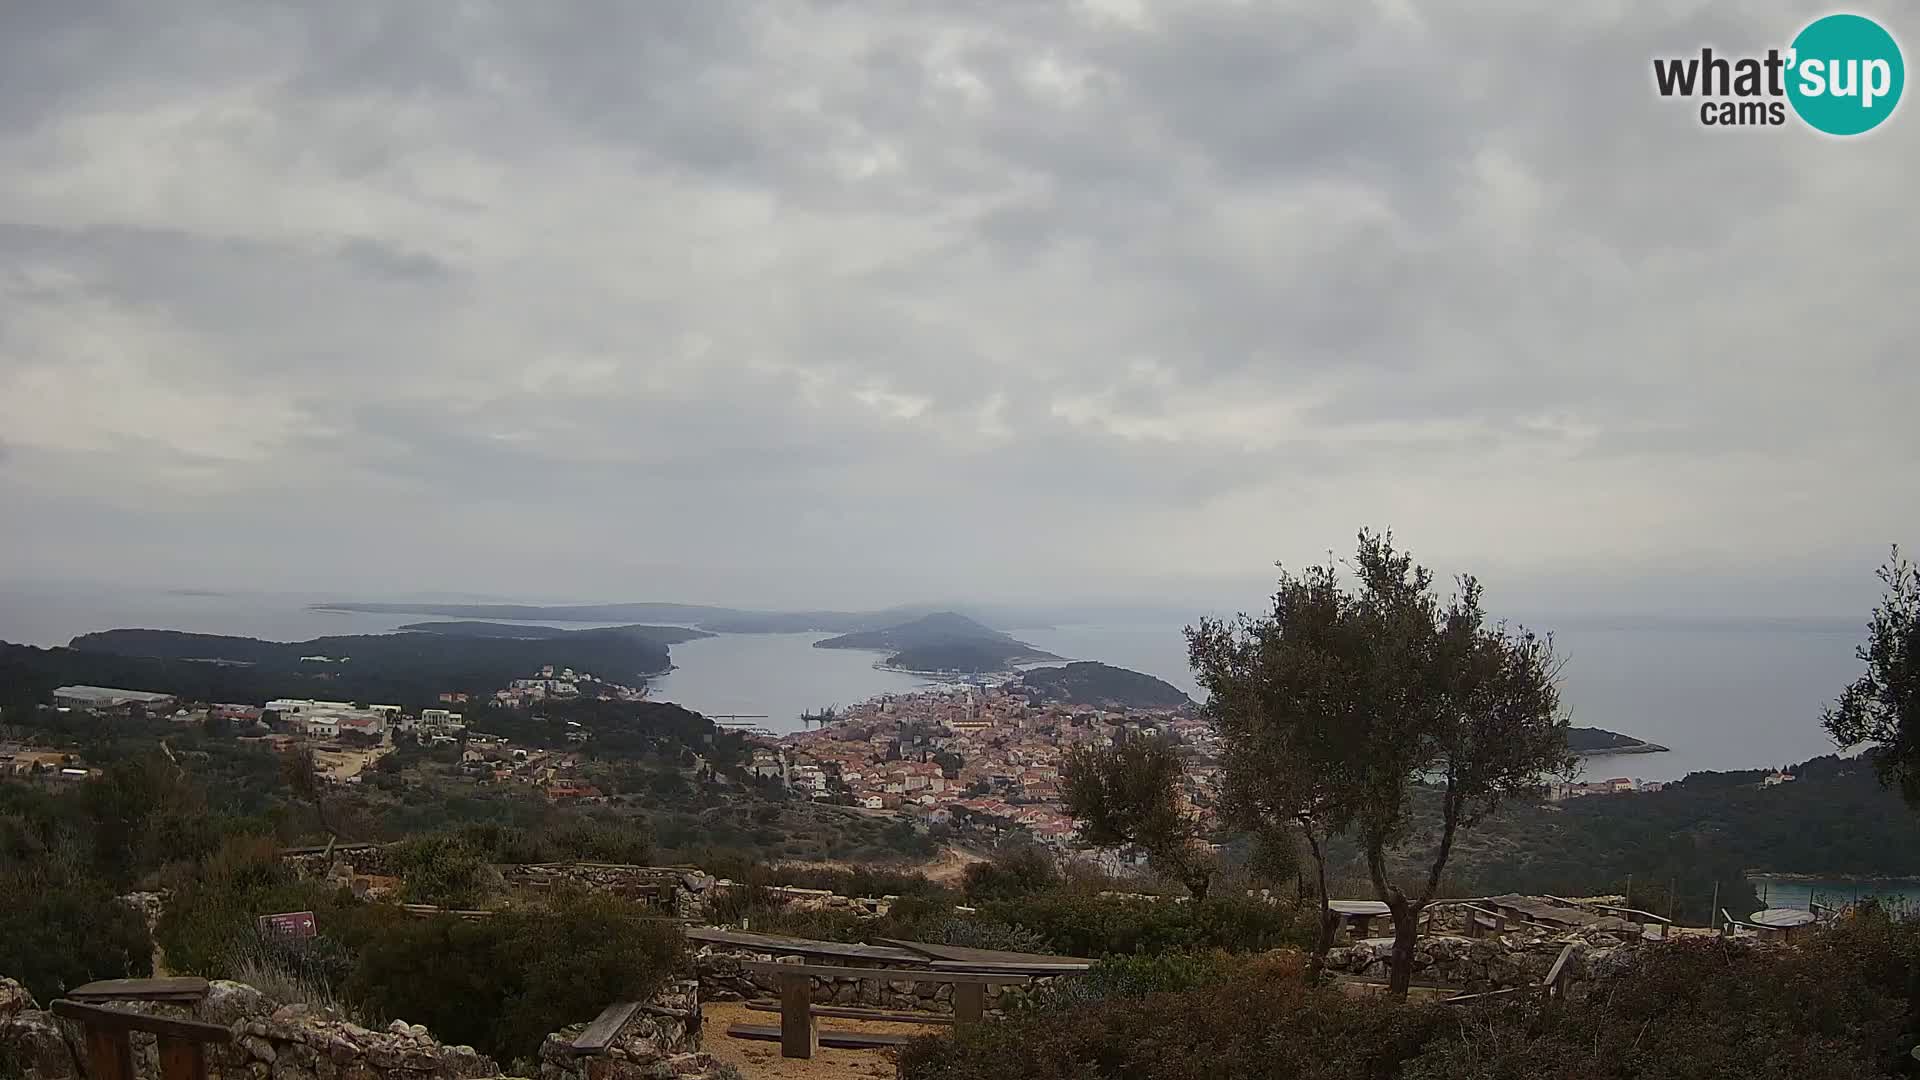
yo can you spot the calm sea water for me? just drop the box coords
[0,586,1867,780]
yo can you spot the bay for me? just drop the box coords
[0,586,1870,779]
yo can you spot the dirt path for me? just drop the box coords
[702,1001,930,1080]
[771,845,989,887]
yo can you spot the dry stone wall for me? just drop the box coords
[692,947,1040,1015]
[0,977,727,1080]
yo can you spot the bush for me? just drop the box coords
[1013,951,1240,1013]
[905,914,1920,1080]
[393,833,496,908]
[962,843,1061,902]
[0,866,154,1002]
[976,892,1309,957]
[153,835,357,979]
[346,887,684,1062]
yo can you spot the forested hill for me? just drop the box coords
[1567,727,1668,754]
[0,625,676,711]
[1353,750,1920,924]
[1019,662,1193,709]
[814,611,1059,672]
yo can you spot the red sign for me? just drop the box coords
[258,911,317,940]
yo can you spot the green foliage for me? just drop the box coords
[1012,951,1238,1014]
[393,833,495,908]
[962,843,1061,902]
[153,834,358,978]
[1062,736,1215,898]
[1824,547,1920,804]
[347,888,685,1062]
[975,892,1310,958]
[1190,529,1572,996]
[905,916,1920,1080]
[0,865,154,1003]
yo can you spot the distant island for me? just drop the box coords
[397,621,712,645]
[314,600,994,635]
[1567,726,1669,756]
[814,611,1060,674]
[1018,662,1193,710]
[0,624,685,711]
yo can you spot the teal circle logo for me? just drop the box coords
[1787,14,1904,135]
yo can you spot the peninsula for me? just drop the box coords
[1568,726,1670,756]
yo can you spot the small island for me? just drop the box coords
[1017,661,1193,710]
[1568,726,1670,756]
[814,611,1060,674]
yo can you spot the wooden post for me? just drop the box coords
[157,1036,207,1080]
[779,972,817,1060]
[953,982,986,1028]
[1710,882,1720,931]
[85,1027,136,1080]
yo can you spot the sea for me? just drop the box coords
[6,582,1913,903]
[0,584,1871,782]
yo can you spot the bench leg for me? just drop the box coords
[780,974,817,1059]
[157,1036,207,1080]
[86,1027,136,1080]
[953,983,985,1029]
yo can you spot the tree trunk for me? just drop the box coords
[1304,830,1336,983]
[1386,900,1424,999]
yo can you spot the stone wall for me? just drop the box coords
[1322,925,1636,997]
[503,865,715,921]
[535,981,714,1080]
[0,977,735,1080]
[692,947,1040,1015]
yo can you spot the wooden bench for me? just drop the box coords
[566,1001,643,1057]
[744,1002,953,1025]
[733,961,1030,1059]
[69,978,210,1005]
[51,1000,232,1080]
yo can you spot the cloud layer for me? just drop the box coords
[2,0,1915,613]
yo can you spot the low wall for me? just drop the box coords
[0,977,734,1080]
[692,946,1046,1015]
[535,981,705,1080]
[1322,926,1636,996]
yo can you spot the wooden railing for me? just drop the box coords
[1443,942,1577,1006]
[49,1000,231,1080]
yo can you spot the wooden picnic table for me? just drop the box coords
[735,961,1030,1060]
[1328,900,1391,939]
[1749,908,1817,941]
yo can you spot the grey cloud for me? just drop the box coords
[1,0,1915,615]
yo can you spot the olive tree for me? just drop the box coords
[1061,735,1216,899]
[1188,559,1363,980]
[1198,530,1570,997]
[1823,546,1920,802]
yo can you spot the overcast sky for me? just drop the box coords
[1,0,1914,616]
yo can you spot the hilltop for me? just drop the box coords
[813,611,1060,673]
[1019,661,1193,710]
[1567,726,1669,755]
[0,625,680,711]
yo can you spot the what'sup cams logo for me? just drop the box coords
[1653,13,1904,134]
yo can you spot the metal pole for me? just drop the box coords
[1710,882,1720,930]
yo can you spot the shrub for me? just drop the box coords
[392,833,496,908]
[1013,951,1241,1013]
[962,844,1061,902]
[153,835,355,978]
[905,915,1920,1080]
[976,892,1309,957]
[0,866,154,1002]
[346,887,684,1062]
